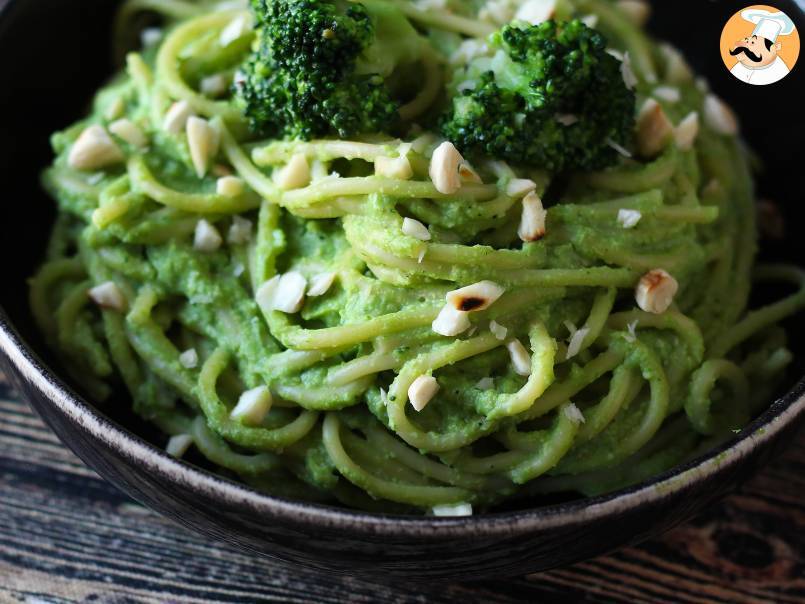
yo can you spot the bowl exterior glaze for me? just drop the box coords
[1,0,804,580]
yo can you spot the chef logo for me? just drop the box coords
[720,5,799,85]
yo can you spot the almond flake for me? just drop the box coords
[408,375,440,412]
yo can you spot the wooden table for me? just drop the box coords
[1,369,802,603]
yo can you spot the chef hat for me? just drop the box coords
[741,9,796,42]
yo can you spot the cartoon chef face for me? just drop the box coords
[730,34,781,68]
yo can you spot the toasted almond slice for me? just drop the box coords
[432,503,473,516]
[659,43,693,84]
[179,348,199,369]
[429,141,463,195]
[375,155,413,180]
[563,403,586,424]
[68,125,124,171]
[459,162,482,184]
[194,219,223,252]
[200,74,228,98]
[566,327,590,360]
[408,375,440,412]
[401,217,431,241]
[652,85,681,103]
[216,175,245,197]
[432,304,471,336]
[518,191,547,242]
[274,153,311,190]
[636,99,674,158]
[507,339,532,377]
[620,51,638,90]
[506,178,536,198]
[109,118,148,148]
[166,434,193,458]
[476,377,494,390]
[703,94,738,135]
[446,281,504,312]
[635,269,678,314]
[674,112,700,152]
[164,100,195,134]
[307,272,337,297]
[186,117,219,178]
[514,0,556,24]
[88,281,126,312]
[230,386,273,426]
[489,320,508,341]
[256,272,307,314]
[617,208,642,229]
[227,215,253,245]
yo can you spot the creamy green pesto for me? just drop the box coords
[30,0,805,513]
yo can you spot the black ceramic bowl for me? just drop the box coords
[1,0,803,581]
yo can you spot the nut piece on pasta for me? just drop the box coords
[617,208,642,229]
[256,272,308,314]
[216,175,245,197]
[507,339,532,376]
[166,434,194,458]
[408,375,440,412]
[186,116,220,178]
[636,99,673,158]
[375,155,413,180]
[109,119,148,148]
[274,153,311,190]
[432,503,473,516]
[231,386,273,426]
[514,0,556,25]
[401,217,431,241]
[429,141,464,194]
[432,304,471,336]
[307,272,337,297]
[227,215,253,244]
[635,269,678,314]
[489,320,508,341]
[458,161,482,184]
[518,191,547,242]
[164,100,195,134]
[179,348,199,369]
[194,219,223,252]
[506,178,536,198]
[703,94,738,135]
[446,281,504,312]
[68,125,124,171]
[88,281,127,312]
[674,112,700,151]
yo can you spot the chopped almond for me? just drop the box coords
[635,269,678,314]
[446,281,504,313]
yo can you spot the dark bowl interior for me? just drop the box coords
[0,0,804,580]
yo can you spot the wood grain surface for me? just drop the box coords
[0,368,803,604]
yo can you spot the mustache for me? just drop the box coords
[730,46,763,62]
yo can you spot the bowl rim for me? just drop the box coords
[2,305,804,538]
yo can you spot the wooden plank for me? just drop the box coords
[0,369,803,603]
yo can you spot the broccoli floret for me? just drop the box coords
[237,0,426,139]
[440,20,636,172]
